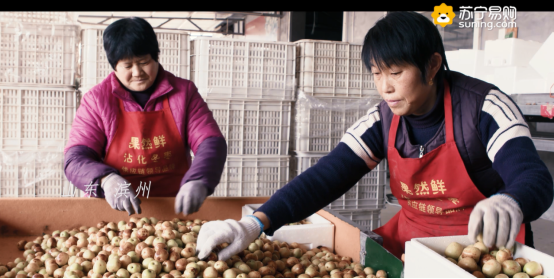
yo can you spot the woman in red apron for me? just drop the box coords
[193,12,553,263]
[371,80,525,258]
[64,17,227,216]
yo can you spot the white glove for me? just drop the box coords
[196,216,262,261]
[468,194,523,249]
[101,173,142,216]
[174,180,208,216]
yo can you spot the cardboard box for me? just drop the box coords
[404,235,554,278]
[242,204,334,250]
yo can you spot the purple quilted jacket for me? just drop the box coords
[64,64,226,196]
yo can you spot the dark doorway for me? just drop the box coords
[290,12,343,42]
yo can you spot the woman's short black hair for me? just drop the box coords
[103,17,160,70]
[362,12,449,84]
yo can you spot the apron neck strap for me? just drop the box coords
[118,95,170,111]
[443,80,454,143]
[162,95,170,109]
[388,80,454,147]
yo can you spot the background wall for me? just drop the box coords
[342,12,386,44]
[480,12,554,49]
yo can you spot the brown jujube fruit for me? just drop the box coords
[286,257,299,268]
[141,248,155,260]
[203,267,218,278]
[155,249,169,262]
[135,242,148,255]
[119,255,132,268]
[169,251,180,262]
[291,264,304,275]
[480,254,495,266]
[473,271,485,278]
[458,257,479,273]
[496,250,513,264]
[245,253,258,261]
[175,259,188,272]
[119,242,134,255]
[207,252,218,261]
[282,271,294,278]
[515,258,528,267]
[259,266,275,276]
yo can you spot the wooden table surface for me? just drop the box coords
[0,197,270,264]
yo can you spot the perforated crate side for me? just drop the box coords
[0,12,73,24]
[1,86,76,151]
[206,99,291,156]
[295,97,380,153]
[0,150,78,197]
[0,22,78,86]
[296,152,387,210]
[215,156,290,197]
[335,209,382,232]
[81,28,189,90]
[191,38,296,100]
[295,39,377,98]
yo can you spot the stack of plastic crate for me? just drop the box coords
[190,38,296,197]
[294,39,385,231]
[0,19,80,197]
[79,27,190,94]
[0,12,73,24]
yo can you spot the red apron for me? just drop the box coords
[373,81,525,259]
[103,97,189,197]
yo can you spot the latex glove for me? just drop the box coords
[101,173,142,216]
[174,180,208,216]
[468,194,523,249]
[197,216,262,261]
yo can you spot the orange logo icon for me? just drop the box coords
[431,3,456,27]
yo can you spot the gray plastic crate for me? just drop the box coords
[296,39,378,98]
[0,22,78,86]
[191,38,296,101]
[215,156,290,197]
[296,151,387,210]
[206,99,291,156]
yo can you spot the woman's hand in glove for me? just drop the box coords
[101,173,142,215]
[196,216,263,261]
[468,194,523,249]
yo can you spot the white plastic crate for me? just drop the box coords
[295,95,381,152]
[0,12,73,24]
[0,150,79,197]
[1,86,76,151]
[80,28,189,91]
[206,99,291,156]
[405,235,554,277]
[0,22,78,86]
[191,38,296,100]
[445,49,494,81]
[296,151,387,210]
[214,156,290,197]
[242,204,335,250]
[493,66,540,94]
[484,38,542,67]
[334,208,382,232]
[296,39,378,98]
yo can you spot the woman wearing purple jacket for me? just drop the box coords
[64,18,226,216]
